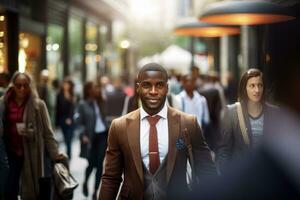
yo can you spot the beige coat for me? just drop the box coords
[0,92,59,200]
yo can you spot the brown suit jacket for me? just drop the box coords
[99,106,216,200]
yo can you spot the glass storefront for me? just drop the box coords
[69,15,83,96]
[98,25,108,75]
[0,14,8,73]
[85,21,98,81]
[47,24,64,81]
[18,32,41,78]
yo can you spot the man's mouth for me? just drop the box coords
[148,99,160,103]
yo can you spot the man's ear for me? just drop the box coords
[135,82,140,93]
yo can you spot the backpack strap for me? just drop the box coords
[235,102,250,145]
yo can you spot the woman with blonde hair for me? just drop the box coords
[2,72,66,200]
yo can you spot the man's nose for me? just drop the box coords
[150,85,158,94]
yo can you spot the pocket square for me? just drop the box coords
[176,138,186,150]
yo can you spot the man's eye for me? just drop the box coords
[156,83,165,88]
[141,83,151,88]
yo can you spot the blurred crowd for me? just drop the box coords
[0,61,300,200]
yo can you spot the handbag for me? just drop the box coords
[53,163,79,200]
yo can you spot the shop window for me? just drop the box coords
[47,24,63,81]
[18,32,41,78]
[0,14,7,73]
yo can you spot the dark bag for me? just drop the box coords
[79,133,88,158]
[53,163,79,200]
[39,177,53,200]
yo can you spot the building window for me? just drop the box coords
[47,24,64,81]
[85,21,98,81]
[18,32,41,78]
[0,14,7,73]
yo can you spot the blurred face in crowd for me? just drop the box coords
[63,81,71,92]
[94,84,102,99]
[182,75,195,94]
[13,74,30,100]
[137,70,168,116]
[246,75,263,103]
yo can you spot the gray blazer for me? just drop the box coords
[216,103,278,171]
[75,100,107,147]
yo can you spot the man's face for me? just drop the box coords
[183,75,195,93]
[137,70,168,115]
[246,76,263,103]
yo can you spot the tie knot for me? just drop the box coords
[147,115,161,126]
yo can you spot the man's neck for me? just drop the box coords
[186,90,194,98]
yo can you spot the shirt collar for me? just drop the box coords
[181,90,199,99]
[140,101,168,120]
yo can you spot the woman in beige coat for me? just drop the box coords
[1,72,65,200]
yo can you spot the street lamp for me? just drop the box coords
[120,40,130,49]
[199,1,295,25]
[174,21,240,37]
[199,1,296,76]
[120,40,130,83]
[174,21,240,71]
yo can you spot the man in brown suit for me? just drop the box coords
[99,63,216,200]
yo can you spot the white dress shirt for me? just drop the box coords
[140,102,169,170]
[176,90,210,127]
[93,100,106,133]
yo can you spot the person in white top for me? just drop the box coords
[176,74,210,127]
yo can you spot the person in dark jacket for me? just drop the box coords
[216,68,277,172]
[0,131,8,199]
[76,82,108,200]
[56,77,76,159]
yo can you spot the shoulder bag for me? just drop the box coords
[235,102,250,145]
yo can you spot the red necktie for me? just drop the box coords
[147,115,161,174]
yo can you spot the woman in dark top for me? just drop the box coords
[56,77,75,159]
[217,68,277,172]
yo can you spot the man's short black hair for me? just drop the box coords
[138,62,168,81]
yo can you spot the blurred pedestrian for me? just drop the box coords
[199,73,224,151]
[0,72,9,97]
[225,72,238,104]
[104,79,126,126]
[55,77,75,159]
[176,74,210,128]
[0,117,8,199]
[2,72,66,200]
[216,68,277,172]
[76,82,108,200]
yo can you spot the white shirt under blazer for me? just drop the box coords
[140,102,169,170]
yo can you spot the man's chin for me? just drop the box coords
[143,103,163,113]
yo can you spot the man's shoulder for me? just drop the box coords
[168,106,195,121]
[112,108,140,124]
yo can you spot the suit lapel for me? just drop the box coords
[127,109,144,184]
[166,107,180,184]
